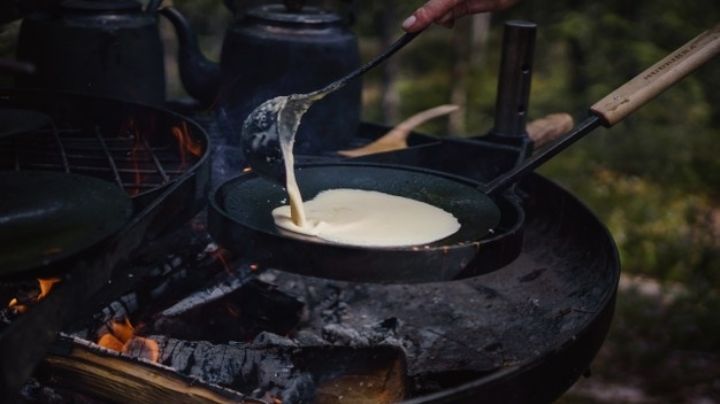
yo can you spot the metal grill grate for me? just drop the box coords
[0,125,194,197]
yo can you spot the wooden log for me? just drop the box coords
[147,334,302,394]
[38,335,259,404]
[39,334,408,404]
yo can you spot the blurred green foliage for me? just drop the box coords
[356,0,720,290]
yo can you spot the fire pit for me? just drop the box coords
[0,82,620,401]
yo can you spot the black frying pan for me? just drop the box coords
[210,24,720,284]
[209,163,524,283]
[0,171,132,280]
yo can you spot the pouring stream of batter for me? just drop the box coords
[244,88,460,247]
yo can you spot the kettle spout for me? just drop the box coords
[160,7,221,106]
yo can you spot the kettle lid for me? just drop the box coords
[246,4,342,25]
[60,0,142,13]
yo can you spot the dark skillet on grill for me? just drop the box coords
[209,163,524,283]
[0,89,211,238]
[0,171,132,280]
[0,89,211,282]
[210,24,720,284]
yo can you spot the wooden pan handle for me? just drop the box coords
[590,23,720,126]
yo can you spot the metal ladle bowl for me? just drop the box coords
[240,31,421,184]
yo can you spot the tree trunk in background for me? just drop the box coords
[448,14,490,135]
[379,3,400,125]
[448,16,471,134]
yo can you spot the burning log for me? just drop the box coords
[37,335,256,404]
[151,276,306,343]
[38,334,407,404]
[146,334,407,402]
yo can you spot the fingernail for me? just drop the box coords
[402,15,417,30]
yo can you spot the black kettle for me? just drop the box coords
[162,1,362,153]
[15,0,167,105]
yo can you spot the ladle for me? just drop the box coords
[241,31,421,184]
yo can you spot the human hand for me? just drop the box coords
[402,0,519,32]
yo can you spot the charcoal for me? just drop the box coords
[147,335,298,397]
[151,277,305,343]
[252,331,297,348]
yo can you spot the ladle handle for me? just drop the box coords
[322,30,421,93]
[591,23,720,126]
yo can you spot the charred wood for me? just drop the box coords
[147,335,407,403]
[40,333,407,404]
[151,276,306,343]
[71,234,223,334]
[36,335,257,404]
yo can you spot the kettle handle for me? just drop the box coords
[159,6,222,106]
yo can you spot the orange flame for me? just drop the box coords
[243,166,253,173]
[37,277,61,300]
[7,298,27,314]
[171,122,203,169]
[98,333,125,352]
[6,278,61,314]
[97,316,160,363]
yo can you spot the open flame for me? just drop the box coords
[97,316,160,363]
[7,298,27,314]
[7,277,62,314]
[38,277,61,300]
[171,121,203,169]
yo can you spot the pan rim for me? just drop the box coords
[210,162,521,253]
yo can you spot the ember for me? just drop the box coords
[98,317,160,363]
[7,298,27,314]
[7,277,61,314]
[37,277,61,300]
